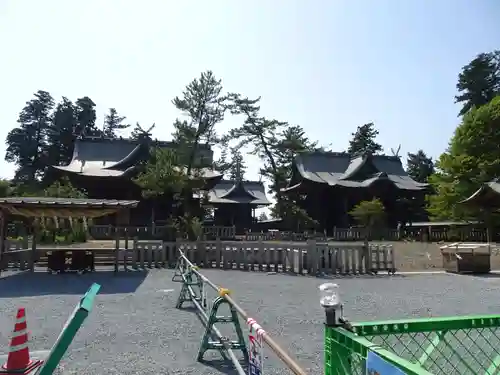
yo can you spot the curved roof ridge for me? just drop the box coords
[218,180,257,200]
[102,143,146,171]
[339,155,368,180]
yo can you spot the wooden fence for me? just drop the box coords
[88,225,236,240]
[1,239,395,276]
[245,227,492,242]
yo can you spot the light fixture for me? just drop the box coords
[319,283,342,327]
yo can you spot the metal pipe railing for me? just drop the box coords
[180,271,246,375]
[178,250,308,375]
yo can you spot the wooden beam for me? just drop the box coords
[0,210,5,275]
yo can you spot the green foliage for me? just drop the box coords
[455,51,500,116]
[43,177,87,198]
[6,90,54,182]
[133,147,187,198]
[257,212,268,221]
[103,108,129,138]
[406,150,434,183]
[4,91,122,187]
[347,122,382,155]
[0,179,13,197]
[228,148,246,181]
[349,198,386,228]
[213,143,231,174]
[172,71,227,174]
[47,97,78,167]
[280,199,318,231]
[37,219,88,245]
[427,96,500,220]
[226,94,318,224]
[75,96,102,137]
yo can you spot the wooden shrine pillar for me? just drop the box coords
[30,218,39,272]
[0,210,6,274]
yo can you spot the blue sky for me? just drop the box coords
[0,0,498,187]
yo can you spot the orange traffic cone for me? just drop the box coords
[1,308,43,374]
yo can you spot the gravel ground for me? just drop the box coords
[2,270,500,374]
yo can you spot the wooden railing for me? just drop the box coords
[1,239,395,276]
[330,227,491,242]
[245,227,494,243]
[88,225,236,240]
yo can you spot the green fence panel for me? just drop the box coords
[37,283,101,375]
[326,315,500,374]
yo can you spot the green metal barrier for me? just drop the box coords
[37,283,101,375]
[325,315,500,375]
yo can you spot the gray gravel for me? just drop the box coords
[1,270,500,374]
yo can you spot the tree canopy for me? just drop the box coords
[347,122,382,155]
[228,148,246,181]
[8,50,499,230]
[103,108,129,138]
[455,51,500,116]
[427,96,500,220]
[406,150,434,184]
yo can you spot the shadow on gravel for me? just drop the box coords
[461,273,500,279]
[269,272,408,280]
[199,359,248,375]
[0,271,148,297]
[178,305,249,374]
[315,274,407,280]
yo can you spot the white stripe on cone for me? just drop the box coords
[9,342,29,352]
[11,329,28,338]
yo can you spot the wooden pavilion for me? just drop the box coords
[281,151,428,232]
[0,197,138,274]
[206,180,271,234]
[439,180,500,275]
[51,136,222,226]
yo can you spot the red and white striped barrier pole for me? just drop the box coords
[247,318,265,375]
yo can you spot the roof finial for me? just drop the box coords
[235,160,242,183]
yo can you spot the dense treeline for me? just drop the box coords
[3,49,500,231]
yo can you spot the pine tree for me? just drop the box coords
[75,96,102,137]
[228,148,246,181]
[347,122,382,155]
[103,108,129,138]
[46,97,77,168]
[172,70,227,176]
[455,51,500,116]
[5,90,54,183]
[406,150,434,183]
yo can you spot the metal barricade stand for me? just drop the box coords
[173,250,308,375]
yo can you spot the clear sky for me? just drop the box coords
[0,0,499,189]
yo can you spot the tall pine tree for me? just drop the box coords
[455,51,500,116]
[75,96,101,137]
[172,70,227,176]
[406,150,434,183]
[46,97,77,168]
[103,108,129,138]
[347,122,382,155]
[228,148,246,181]
[5,90,54,183]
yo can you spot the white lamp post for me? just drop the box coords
[319,283,342,326]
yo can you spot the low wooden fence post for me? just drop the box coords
[306,239,317,275]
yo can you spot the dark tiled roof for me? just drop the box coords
[285,151,428,191]
[207,180,271,205]
[0,197,139,208]
[460,180,500,208]
[52,137,218,179]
